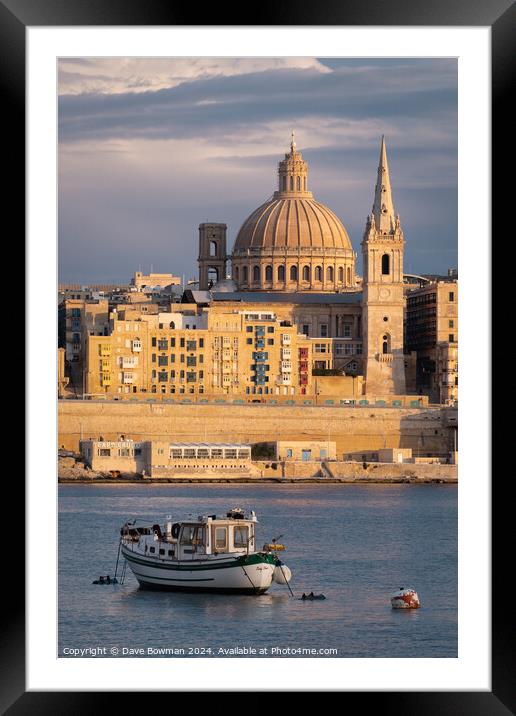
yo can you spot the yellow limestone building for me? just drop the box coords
[85,307,315,398]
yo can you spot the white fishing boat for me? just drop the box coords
[119,508,292,595]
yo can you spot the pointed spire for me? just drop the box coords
[290,130,296,153]
[372,136,396,233]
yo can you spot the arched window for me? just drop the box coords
[327,266,334,282]
[315,266,322,281]
[234,266,239,282]
[265,265,273,281]
[253,265,260,282]
[278,265,285,281]
[347,266,352,284]
[302,265,310,281]
[210,241,217,257]
[290,176,294,191]
[382,334,390,354]
[290,265,298,281]
[382,254,390,275]
[338,267,344,283]
[296,176,301,190]
[243,266,248,283]
[169,321,175,329]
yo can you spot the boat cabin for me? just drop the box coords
[122,508,258,560]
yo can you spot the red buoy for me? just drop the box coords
[391,587,421,609]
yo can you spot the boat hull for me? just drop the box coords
[121,544,277,594]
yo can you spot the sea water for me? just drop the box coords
[58,483,457,658]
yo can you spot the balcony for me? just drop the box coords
[121,357,138,369]
[376,353,393,363]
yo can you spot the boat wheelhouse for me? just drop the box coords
[120,508,291,594]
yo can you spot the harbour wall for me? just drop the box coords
[58,401,458,459]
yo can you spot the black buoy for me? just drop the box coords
[92,574,118,585]
[299,592,326,600]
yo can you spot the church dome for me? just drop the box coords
[231,135,356,292]
[233,197,352,251]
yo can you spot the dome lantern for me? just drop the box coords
[276,133,311,197]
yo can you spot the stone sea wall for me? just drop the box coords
[58,401,457,459]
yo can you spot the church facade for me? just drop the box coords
[197,136,408,396]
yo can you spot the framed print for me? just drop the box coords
[4,0,511,709]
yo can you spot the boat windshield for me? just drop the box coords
[180,525,205,546]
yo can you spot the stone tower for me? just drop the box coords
[361,137,406,395]
[198,223,227,290]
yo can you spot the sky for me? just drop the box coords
[58,57,457,284]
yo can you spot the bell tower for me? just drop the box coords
[198,223,227,290]
[361,137,406,395]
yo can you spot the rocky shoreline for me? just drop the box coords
[58,456,456,485]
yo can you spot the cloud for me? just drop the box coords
[58,57,331,95]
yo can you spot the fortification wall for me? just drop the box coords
[58,401,457,458]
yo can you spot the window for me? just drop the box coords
[290,265,298,281]
[246,338,253,344]
[215,527,227,550]
[158,355,168,366]
[158,371,168,382]
[233,526,249,548]
[180,338,185,348]
[253,265,260,282]
[302,265,310,281]
[449,320,454,328]
[449,292,455,302]
[98,448,110,457]
[327,266,334,282]
[278,265,285,281]
[320,324,328,337]
[265,265,273,281]
[286,448,293,458]
[158,339,168,351]
[243,266,248,282]
[199,338,204,348]
[338,267,344,283]
[187,340,197,351]
[302,324,309,336]
[381,254,390,275]
[449,334,455,343]
[315,266,322,281]
[180,525,205,546]
[187,356,196,366]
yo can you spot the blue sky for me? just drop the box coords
[58,57,457,283]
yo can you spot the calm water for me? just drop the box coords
[58,484,457,658]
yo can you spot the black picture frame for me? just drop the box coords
[6,0,511,709]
